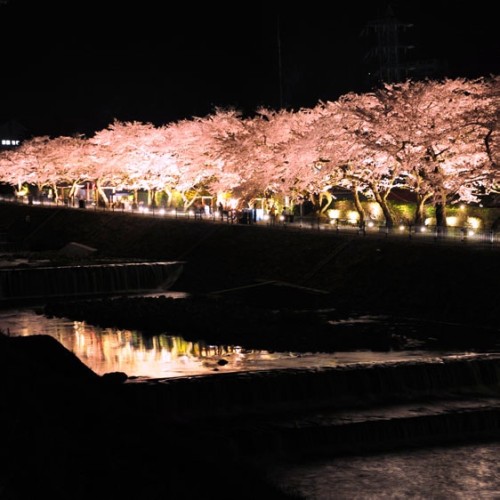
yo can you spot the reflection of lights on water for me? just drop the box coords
[62,321,258,377]
[5,309,368,378]
[6,309,481,379]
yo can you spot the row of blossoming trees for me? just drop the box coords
[0,77,498,227]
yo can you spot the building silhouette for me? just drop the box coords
[0,120,28,149]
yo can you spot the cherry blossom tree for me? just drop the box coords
[305,100,383,225]
[0,136,62,201]
[90,120,174,207]
[212,107,324,214]
[334,91,414,227]
[252,107,326,211]
[459,75,499,200]
[320,77,498,228]
[164,109,247,210]
[206,109,282,206]
[387,77,499,227]
[0,146,35,196]
[165,110,258,213]
[38,135,94,204]
[0,76,496,227]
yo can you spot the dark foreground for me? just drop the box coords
[0,332,302,499]
[5,332,500,500]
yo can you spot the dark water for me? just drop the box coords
[269,441,500,499]
[0,306,471,379]
[4,304,500,498]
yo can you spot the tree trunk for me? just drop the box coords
[414,193,431,226]
[435,201,447,229]
[95,180,109,207]
[163,188,173,208]
[148,189,158,208]
[51,183,59,203]
[319,191,333,214]
[69,181,79,203]
[352,187,365,226]
[371,186,394,227]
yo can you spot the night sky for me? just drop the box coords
[0,0,498,138]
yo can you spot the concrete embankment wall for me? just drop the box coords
[121,355,500,419]
[118,355,500,458]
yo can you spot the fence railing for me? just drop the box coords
[3,195,499,248]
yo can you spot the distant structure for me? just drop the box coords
[0,120,28,149]
[362,5,441,86]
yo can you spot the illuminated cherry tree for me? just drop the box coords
[376,77,499,226]
[335,91,415,227]
[0,76,496,225]
[164,109,246,209]
[212,107,324,212]
[0,136,63,200]
[0,146,35,195]
[316,77,499,227]
[252,107,326,209]
[205,109,271,205]
[41,135,93,203]
[455,76,499,201]
[305,100,391,224]
[90,120,173,206]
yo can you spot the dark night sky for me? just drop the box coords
[0,0,498,138]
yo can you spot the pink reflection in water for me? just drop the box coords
[0,307,469,379]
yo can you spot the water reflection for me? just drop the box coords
[1,307,273,378]
[0,307,472,379]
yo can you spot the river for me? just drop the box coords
[4,304,500,498]
[268,439,500,499]
[0,304,471,380]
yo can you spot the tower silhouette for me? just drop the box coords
[362,4,441,87]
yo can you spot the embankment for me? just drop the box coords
[1,201,498,329]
